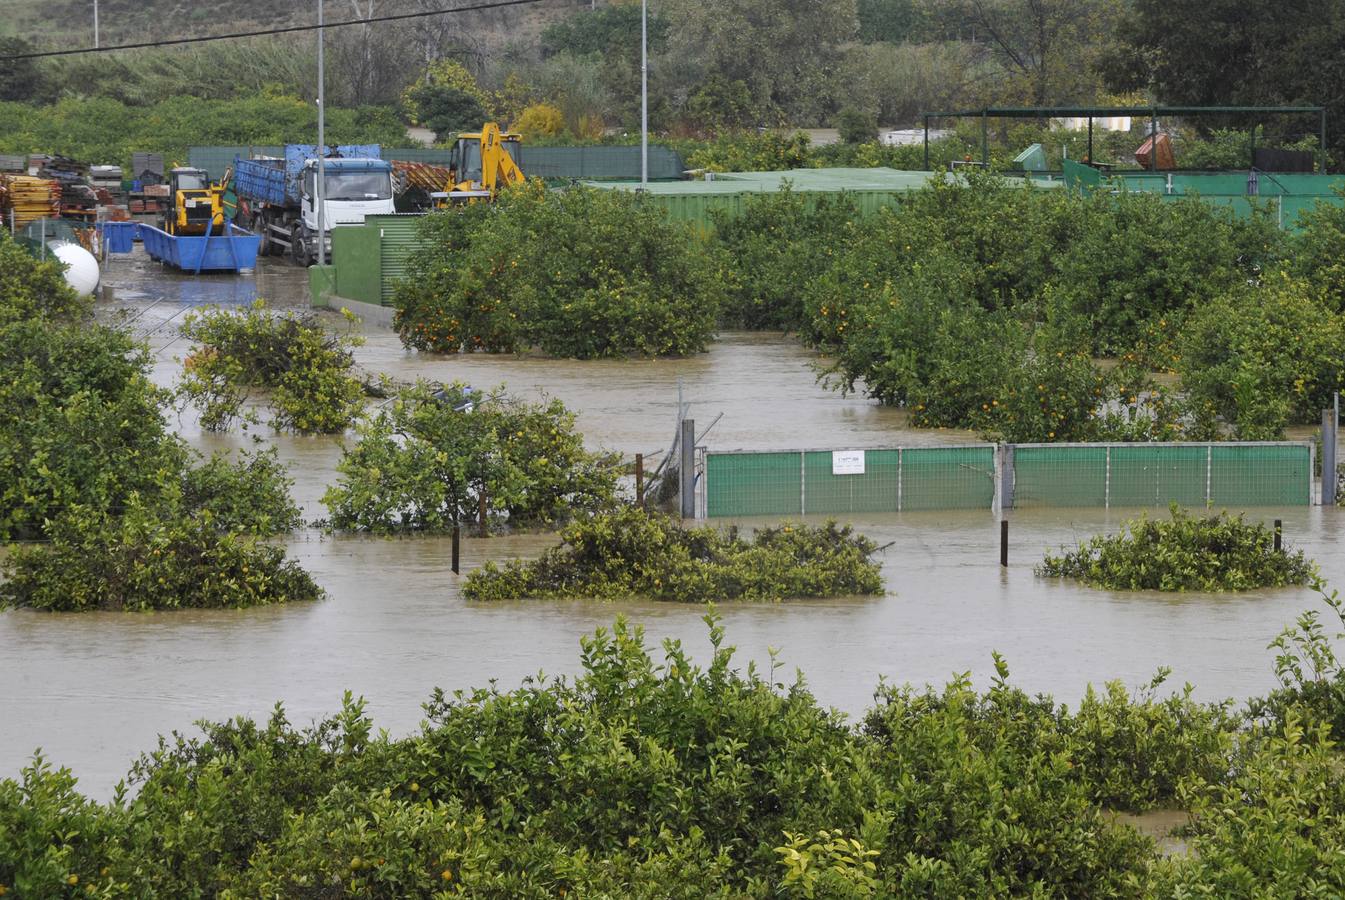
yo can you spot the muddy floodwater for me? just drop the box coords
[3,250,1343,798]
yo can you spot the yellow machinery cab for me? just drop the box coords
[165,167,225,236]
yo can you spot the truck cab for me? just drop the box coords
[296,158,395,265]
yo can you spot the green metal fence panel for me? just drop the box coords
[189,146,283,183]
[1013,446,1107,508]
[1210,444,1311,506]
[801,450,901,514]
[384,148,456,166]
[705,452,802,517]
[704,442,1309,517]
[331,224,382,306]
[519,146,684,180]
[901,447,996,510]
[1014,442,1310,509]
[1108,444,1209,507]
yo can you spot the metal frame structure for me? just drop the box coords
[920,105,1328,173]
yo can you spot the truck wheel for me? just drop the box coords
[291,225,311,267]
[251,214,272,256]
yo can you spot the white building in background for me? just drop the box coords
[1054,116,1133,132]
[881,128,952,146]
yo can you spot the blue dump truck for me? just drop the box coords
[232,145,395,266]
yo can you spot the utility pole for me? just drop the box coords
[316,0,327,267]
[93,0,99,48]
[640,0,648,189]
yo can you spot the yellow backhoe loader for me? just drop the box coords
[163,166,228,236]
[435,123,526,204]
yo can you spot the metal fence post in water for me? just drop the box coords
[1274,519,1283,552]
[680,419,696,519]
[1000,520,1009,567]
[1325,409,1339,506]
[636,453,645,510]
[452,525,460,574]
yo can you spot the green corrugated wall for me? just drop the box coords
[373,215,425,305]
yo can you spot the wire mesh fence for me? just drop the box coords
[704,442,1312,517]
[705,447,996,517]
[1010,442,1312,509]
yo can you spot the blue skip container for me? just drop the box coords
[139,223,261,273]
[98,221,138,254]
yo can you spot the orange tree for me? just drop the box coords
[392,182,725,359]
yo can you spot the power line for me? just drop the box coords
[0,0,549,62]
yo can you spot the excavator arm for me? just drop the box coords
[446,122,525,203]
[477,122,525,197]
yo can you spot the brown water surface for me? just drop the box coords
[2,251,1340,798]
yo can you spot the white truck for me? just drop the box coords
[233,144,395,266]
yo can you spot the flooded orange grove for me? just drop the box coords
[3,249,1341,798]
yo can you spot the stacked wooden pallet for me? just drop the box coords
[0,175,61,228]
[392,160,454,193]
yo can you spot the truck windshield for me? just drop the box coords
[324,171,392,201]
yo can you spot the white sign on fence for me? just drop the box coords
[832,450,866,475]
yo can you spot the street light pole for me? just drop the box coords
[316,0,326,267]
[640,0,648,189]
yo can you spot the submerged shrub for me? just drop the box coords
[1154,714,1345,897]
[1176,274,1345,439]
[178,300,365,434]
[180,448,304,536]
[711,187,859,331]
[325,382,618,534]
[1039,505,1317,591]
[392,182,725,359]
[0,499,322,612]
[13,610,1345,894]
[464,508,885,602]
[0,319,188,541]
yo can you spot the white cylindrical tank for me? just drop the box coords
[49,241,100,296]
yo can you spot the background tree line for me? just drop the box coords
[0,0,1341,161]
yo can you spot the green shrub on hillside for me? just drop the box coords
[0,94,406,169]
[394,183,725,359]
[464,508,885,602]
[1039,506,1317,591]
